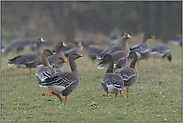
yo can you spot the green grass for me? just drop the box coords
[1,41,182,122]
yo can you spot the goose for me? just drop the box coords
[39,42,67,67]
[129,33,155,69]
[82,41,104,63]
[5,38,31,55]
[35,49,56,96]
[53,56,68,73]
[31,37,53,51]
[151,43,172,63]
[115,52,139,98]
[107,35,121,45]
[61,41,82,58]
[100,54,124,100]
[8,38,45,74]
[39,53,83,104]
[98,31,132,70]
[100,45,121,58]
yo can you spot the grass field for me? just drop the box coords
[1,41,182,122]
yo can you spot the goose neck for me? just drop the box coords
[129,55,137,69]
[42,55,50,67]
[36,42,42,56]
[106,60,114,73]
[69,57,81,79]
[121,39,130,54]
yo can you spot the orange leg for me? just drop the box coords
[113,69,116,72]
[17,51,20,56]
[41,87,46,96]
[120,90,122,96]
[29,68,31,74]
[50,91,63,102]
[106,93,108,100]
[153,57,156,63]
[162,58,164,62]
[48,88,51,96]
[137,61,141,69]
[64,96,67,105]
[114,94,117,100]
[92,60,94,64]
[127,88,129,98]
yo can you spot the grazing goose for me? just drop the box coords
[39,42,67,67]
[82,41,104,63]
[5,38,31,55]
[98,31,132,70]
[35,49,56,96]
[151,43,172,63]
[8,38,45,74]
[115,52,139,98]
[39,53,83,104]
[100,54,124,100]
[129,33,155,69]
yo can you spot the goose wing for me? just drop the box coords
[35,67,55,82]
[40,72,78,88]
[101,73,124,89]
[115,67,137,81]
[130,43,150,54]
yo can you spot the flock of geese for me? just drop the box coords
[6,31,173,104]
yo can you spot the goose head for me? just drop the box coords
[42,49,56,58]
[69,53,84,60]
[99,54,113,63]
[126,52,137,59]
[121,31,132,40]
[143,33,155,41]
[56,57,68,64]
[37,38,46,43]
[57,42,67,47]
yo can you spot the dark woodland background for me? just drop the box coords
[1,1,182,43]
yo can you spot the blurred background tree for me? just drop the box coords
[1,1,182,43]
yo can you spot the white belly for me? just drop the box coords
[49,85,66,94]
[107,85,120,94]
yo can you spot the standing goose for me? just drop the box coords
[151,43,172,63]
[115,52,139,98]
[61,41,82,58]
[129,33,155,69]
[35,49,56,96]
[100,54,124,100]
[39,53,83,104]
[5,38,31,55]
[98,31,132,70]
[39,42,67,67]
[82,41,104,63]
[8,38,45,74]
